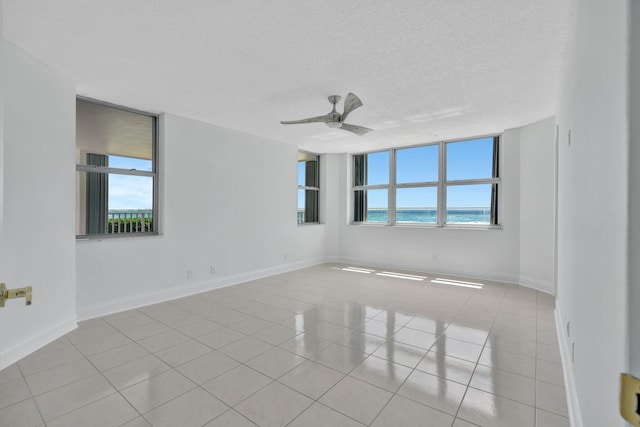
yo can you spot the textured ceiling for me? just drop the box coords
[2,1,573,154]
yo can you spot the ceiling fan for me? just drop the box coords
[280,93,373,136]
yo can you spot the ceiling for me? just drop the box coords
[2,1,573,154]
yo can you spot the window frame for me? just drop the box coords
[444,137,500,226]
[297,151,320,224]
[75,97,159,239]
[352,149,391,223]
[351,135,501,228]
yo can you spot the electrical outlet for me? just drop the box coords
[187,269,193,279]
[210,265,216,274]
[283,253,288,261]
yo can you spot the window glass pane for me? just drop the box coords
[305,189,319,222]
[76,99,154,166]
[298,153,319,188]
[354,189,388,222]
[396,187,437,223]
[77,172,154,235]
[446,184,492,224]
[354,154,365,186]
[109,155,152,172]
[298,189,318,224]
[108,175,153,210]
[396,145,438,184]
[76,171,105,235]
[366,151,389,185]
[305,159,319,187]
[108,175,154,233]
[298,152,319,223]
[366,189,388,222]
[298,189,305,223]
[298,162,305,187]
[446,137,494,180]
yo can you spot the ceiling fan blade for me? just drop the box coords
[340,123,373,136]
[341,93,364,121]
[280,113,332,125]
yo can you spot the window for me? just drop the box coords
[446,137,499,224]
[353,136,500,226]
[353,151,389,222]
[395,144,439,224]
[76,98,158,237]
[298,152,319,223]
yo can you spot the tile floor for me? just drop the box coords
[0,263,569,426]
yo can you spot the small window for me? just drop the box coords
[353,150,390,223]
[76,98,158,237]
[352,136,500,226]
[298,152,319,224]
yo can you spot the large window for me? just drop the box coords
[353,136,500,226]
[298,152,319,224]
[76,98,158,237]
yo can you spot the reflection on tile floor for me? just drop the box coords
[0,263,569,426]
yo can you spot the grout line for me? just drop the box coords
[2,264,567,427]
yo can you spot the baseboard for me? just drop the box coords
[337,256,521,287]
[77,257,553,321]
[0,315,77,371]
[519,274,554,295]
[77,257,327,321]
[555,308,584,427]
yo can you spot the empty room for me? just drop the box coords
[0,1,637,426]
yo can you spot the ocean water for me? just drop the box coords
[300,208,492,224]
[367,208,490,224]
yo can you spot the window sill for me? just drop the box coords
[297,222,324,227]
[76,232,162,242]
[349,222,503,231]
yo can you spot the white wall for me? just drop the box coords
[322,153,342,260]
[332,130,522,284]
[0,39,77,369]
[630,0,640,379]
[519,117,556,293]
[76,114,327,319]
[555,0,629,425]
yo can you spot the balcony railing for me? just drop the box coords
[108,209,153,233]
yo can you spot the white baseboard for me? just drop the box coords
[77,257,327,321]
[519,274,554,294]
[555,308,584,427]
[0,315,77,371]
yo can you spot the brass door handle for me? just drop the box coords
[0,283,32,307]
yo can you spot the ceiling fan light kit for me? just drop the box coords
[280,93,373,136]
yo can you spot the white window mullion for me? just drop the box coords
[438,141,446,226]
[389,149,396,225]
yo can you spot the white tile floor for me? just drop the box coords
[0,263,569,426]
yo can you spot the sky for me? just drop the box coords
[107,156,153,210]
[108,138,494,211]
[298,137,496,210]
